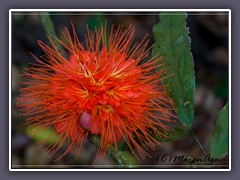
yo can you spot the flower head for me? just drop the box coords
[18,23,174,161]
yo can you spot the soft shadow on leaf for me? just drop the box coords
[152,12,195,129]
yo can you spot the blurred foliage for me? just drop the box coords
[86,13,106,30]
[214,77,228,100]
[26,126,61,146]
[210,102,229,158]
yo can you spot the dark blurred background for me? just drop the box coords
[11,11,229,168]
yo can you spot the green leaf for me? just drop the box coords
[26,126,62,145]
[210,102,229,158]
[153,127,189,142]
[89,135,140,167]
[39,12,64,55]
[152,12,195,129]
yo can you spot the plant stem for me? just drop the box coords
[88,135,139,167]
[189,129,207,155]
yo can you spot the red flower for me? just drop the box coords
[17,23,175,161]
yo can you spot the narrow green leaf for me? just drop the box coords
[152,12,195,129]
[26,126,62,145]
[210,102,229,158]
[89,135,140,167]
[39,12,64,55]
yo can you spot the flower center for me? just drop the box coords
[101,104,115,113]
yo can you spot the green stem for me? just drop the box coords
[88,135,139,167]
[189,129,207,155]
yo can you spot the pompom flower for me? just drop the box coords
[17,23,175,161]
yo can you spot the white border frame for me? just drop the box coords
[9,9,231,171]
